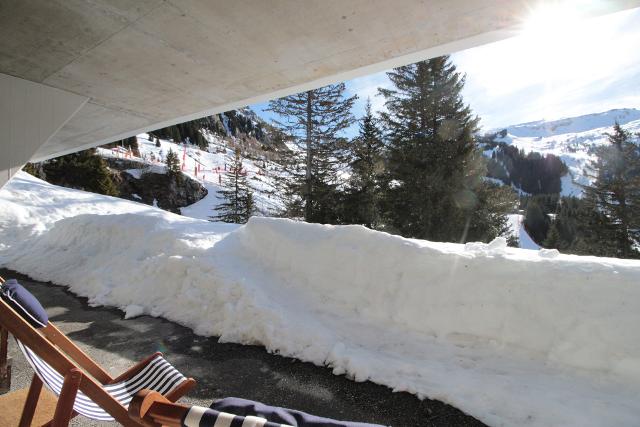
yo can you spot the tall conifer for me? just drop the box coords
[582,123,640,257]
[379,56,515,242]
[212,148,255,223]
[343,99,385,227]
[268,84,357,223]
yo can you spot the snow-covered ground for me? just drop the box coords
[98,133,284,219]
[2,172,640,426]
[491,108,640,197]
[507,214,540,250]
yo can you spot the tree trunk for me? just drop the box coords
[618,185,630,258]
[305,91,313,221]
[234,158,240,219]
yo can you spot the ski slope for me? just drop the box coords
[507,214,540,250]
[98,132,284,219]
[2,172,640,427]
[492,108,640,197]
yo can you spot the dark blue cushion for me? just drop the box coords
[211,397,384,427]
[1,279,48,328]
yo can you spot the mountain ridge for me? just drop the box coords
[492,108,640,138]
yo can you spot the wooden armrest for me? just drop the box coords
[109,352,163,384]
[41,324,113,384]
[129,390,190,427]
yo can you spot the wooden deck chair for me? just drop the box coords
[0,276,196,426]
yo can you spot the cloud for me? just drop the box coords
[453,7,640,129]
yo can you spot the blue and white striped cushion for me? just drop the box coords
[182,405,294,427]
[18,340,187,421]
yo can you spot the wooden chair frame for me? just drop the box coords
[0,276,196,426]
[129,390,191,427]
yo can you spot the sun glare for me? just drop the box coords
[513,1,610,85]
[452,1,640,127]
[522,1,583,40]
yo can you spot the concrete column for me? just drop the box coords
[0,74,87,188]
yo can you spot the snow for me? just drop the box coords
[502,108,640,138]
[507,214,540,250]
[2,172,640,427]
[112,133,283,220]
[124,304,145,319]
[560,173,582,198]
[122,164,167,179]
[483,176,504,186]
[124,169,143,179]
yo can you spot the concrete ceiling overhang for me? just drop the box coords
[2,0,639,164]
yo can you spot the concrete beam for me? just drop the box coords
[1,1,639,163]
[0,74,87,188]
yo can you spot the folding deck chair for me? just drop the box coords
[0,276,196,426]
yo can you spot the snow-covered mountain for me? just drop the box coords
[487,108,640,197]
[502,108,640,138]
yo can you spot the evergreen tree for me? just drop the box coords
[543,221,561,249]
[485,142,568,194]
[342,99,385,227]
[268,83,357,223]
[165,148,182,182]
[212,148,255,223]
[244,191,255,223]
[30,149,118,196]
[379,56,515,242]
[22,162,45,180]
[523,197,549,243]
[170,126,182,143]
[581,123,640,258]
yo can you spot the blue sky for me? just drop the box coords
[252,6,640,134]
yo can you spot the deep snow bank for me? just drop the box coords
[238,218,639,377]
[2,172,640,427]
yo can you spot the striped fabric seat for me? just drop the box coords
[17,340,187,421]
[182,406,294,427]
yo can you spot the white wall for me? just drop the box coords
[0,74,87,188]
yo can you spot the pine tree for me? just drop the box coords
[581,123,640,258]
[268,83,357,223]
[379,56,515,242]
[165,148,181,180]
[32,149,118,196]
[170,126,182,143]
[343,99,385,227]
[243,191,255,223]
[523,197,550,244]
[543,221,561,249]
[212,148,255,223]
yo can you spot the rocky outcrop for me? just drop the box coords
[106,158,207,214]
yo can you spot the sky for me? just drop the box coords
[252,6,640,134]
